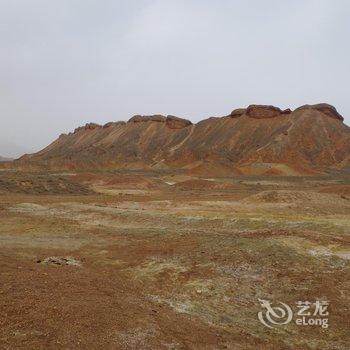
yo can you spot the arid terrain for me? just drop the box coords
[0,169,349,349]
[1,103,349,349]
[1,0,349,346]
[11,104,350,176]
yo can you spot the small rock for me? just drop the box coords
[38,256,81,267]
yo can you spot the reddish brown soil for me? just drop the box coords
[0,171,349,349]
[174,179,238,190]
[318,185,350,196]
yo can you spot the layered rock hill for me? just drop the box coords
[13,103,350,176]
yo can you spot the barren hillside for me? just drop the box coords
[13,103,350,176]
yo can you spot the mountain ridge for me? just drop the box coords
[11,103,350,176]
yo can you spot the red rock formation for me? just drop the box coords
[12,103,349,175]
[246,105,284,119]
[294,103,344,121]
[166,115,192,129]
[230,108,246,118]
[74,123,101,133]
[282,108,292,115]
[128,115,166,123]
[103,121,126,128]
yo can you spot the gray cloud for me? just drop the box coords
[0,0,349,157]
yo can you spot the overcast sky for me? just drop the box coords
[0,0,349,157]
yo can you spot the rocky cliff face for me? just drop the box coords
[294,103,344,121]
[245,105,291,119]
[13,104,350,175]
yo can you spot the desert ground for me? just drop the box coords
[0,170,349,349]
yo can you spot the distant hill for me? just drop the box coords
[0,156,13,162]
[13,103,350,176]
[0,140,30,159]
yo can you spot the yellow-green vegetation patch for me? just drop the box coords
[131,257,188,280]
[275,236,350,262]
